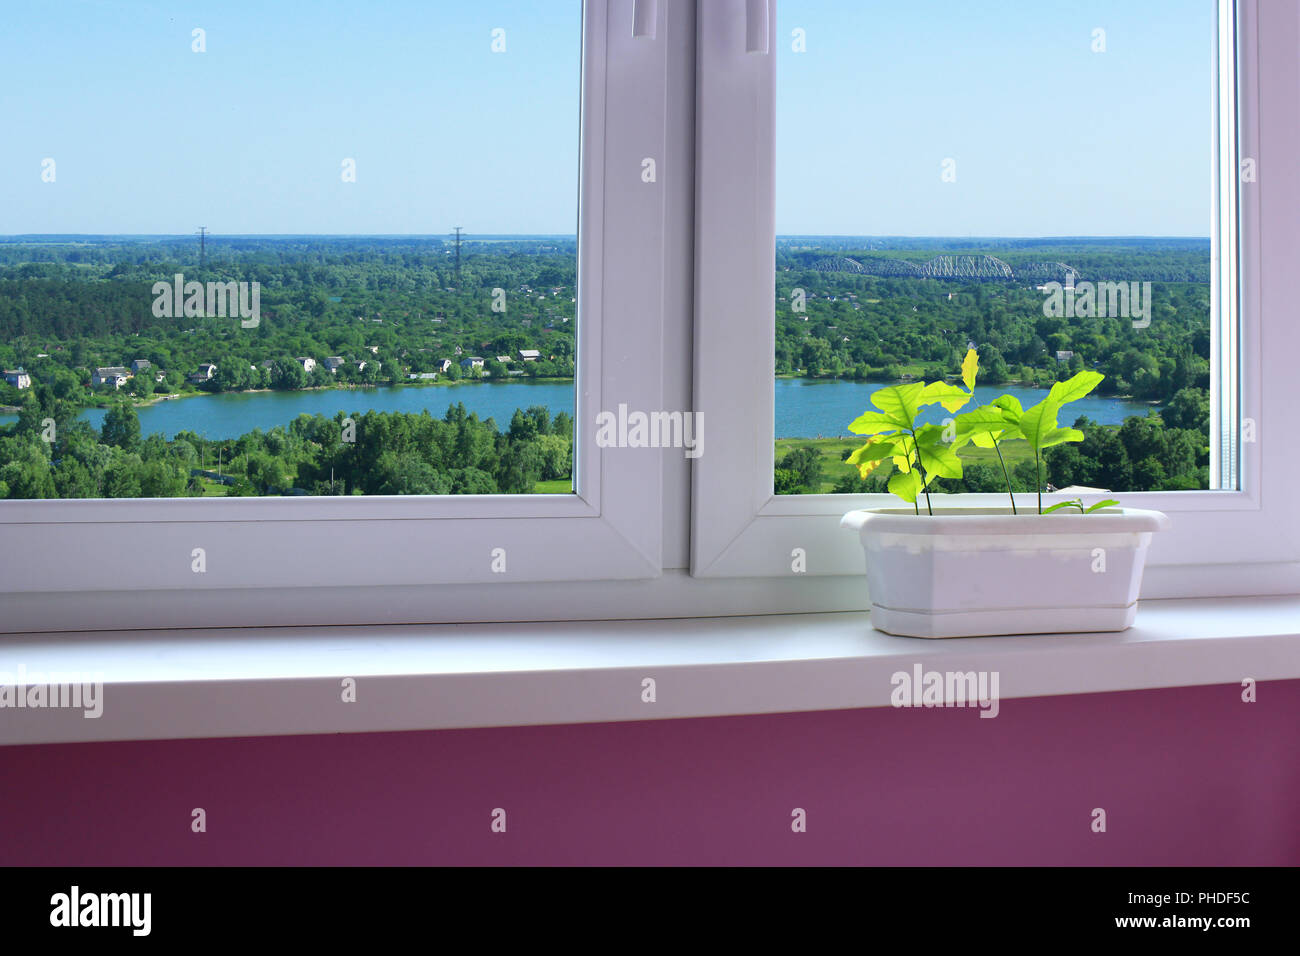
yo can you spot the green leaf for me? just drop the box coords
[954,406,1016,435]
[916,438,963,482]
[1047,370,1104,407]
[920,381,973,414]
[961,348,979,391]
[868,383,925,430]
[954,404,1021,447]
[846,438,898,478]
[846,438,898,466]
[847,412,904,436]
[1037,426,1085,449]
[887,468,923,503]
[990,394,1023,416]
[1018,400,1061,454]
[1042,499,1084,515]
[1084,499,1121,513]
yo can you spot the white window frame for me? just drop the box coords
[0,1,667,607]
[691,0,1300,599]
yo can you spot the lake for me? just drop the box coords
[1,378,1156,440]
[773,378,1157,437]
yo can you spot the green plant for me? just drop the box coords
[846,349,977,515]
[846,349,1114,515]
[1042,497,1120,515]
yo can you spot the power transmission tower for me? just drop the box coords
[197,226,208,271]
[452,226,463,283]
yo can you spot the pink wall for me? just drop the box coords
[4,680,1298,866]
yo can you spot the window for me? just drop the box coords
[2,2,581,500]
[3,0,1296,633]
[772,1,1217,499]
[692,0,1299,597]
[0,0,670,620]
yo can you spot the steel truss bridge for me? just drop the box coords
[811,255,1082,283]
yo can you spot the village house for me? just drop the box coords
[1055,350,1075,363]
[460,356,485,371]
[187,363,217,385]
[296,357,317,373]
[518,349,541,362]
[323,356,346,373]
[130,359,152,372]
[92,366,132,388]
[3,368,33,389]
[434,359,453,374]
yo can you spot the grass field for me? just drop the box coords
[533,478,573,494]
[775,436,1035,494]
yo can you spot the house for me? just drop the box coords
[460,356,485,370]
[130,359,152,372]
[496,356,513,365]
[296,357,317,373]
[92,366,132,388]
[366,346,380,354]
[434,359,453,374]
[186,363,217,386]
[323,356,346,373]
[1055,350,1075,363]
[518,349,541,362]
[3,368,32,389]
[354,360,379,373]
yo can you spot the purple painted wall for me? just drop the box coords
[4,680,1298,866]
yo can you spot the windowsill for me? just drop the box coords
[2,595,1298,746]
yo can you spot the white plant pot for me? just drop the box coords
[840,507,1171,638]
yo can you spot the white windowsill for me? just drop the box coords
[2,595,1298,746]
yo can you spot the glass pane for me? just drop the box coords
[0,0,580,498]
[773,0,1219,500]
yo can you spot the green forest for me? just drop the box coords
[0,235,1213,498]
[772,237,1212,495]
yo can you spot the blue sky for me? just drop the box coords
[1,1,1214,237]
[777,0,1216,236]
[0,0,582,235]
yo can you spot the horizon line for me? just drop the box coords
[0,233,1212,241]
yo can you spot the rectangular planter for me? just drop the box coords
[840,507,1171,638]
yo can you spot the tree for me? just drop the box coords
[270,358,307,390]
[244,451,290,494]
[496,442,543,493]
[776,446,823,494]
[1162,387,1210,433]
[101,403,141,451]
[534,433,572,481]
